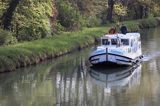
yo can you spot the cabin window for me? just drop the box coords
[111,39,117,45]
[121,39,129,45]
[102,39,110,45]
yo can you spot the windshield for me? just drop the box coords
[121,39,129,45]
[102,39,110,45]
[111,39,117,45]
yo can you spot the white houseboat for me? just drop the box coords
[89,33,143,66]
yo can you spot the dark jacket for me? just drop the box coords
[120,25,127,34]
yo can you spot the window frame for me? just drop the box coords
[111,39,117,45]
[121,39,130,46]
[102,39,110,45]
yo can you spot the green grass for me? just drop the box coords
[0,27,108,72]
[0,17,159,72]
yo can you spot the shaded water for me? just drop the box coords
[1,28,160,106]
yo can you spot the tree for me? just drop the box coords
[107,0,115,22]
[1,0,21,30]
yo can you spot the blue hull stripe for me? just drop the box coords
[89,53,133,61]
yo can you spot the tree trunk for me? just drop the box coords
[1,0,21,30]
[139,5,144,19]
[144,6,148,18]
[107,0,114,22]
[134,6,138,19]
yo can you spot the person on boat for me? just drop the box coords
[108,27,116,34]
[108,22,120,34]
[120,23,128,34]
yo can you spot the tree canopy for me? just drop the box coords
[0,0,159,42]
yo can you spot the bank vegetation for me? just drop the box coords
[0,17,160,72]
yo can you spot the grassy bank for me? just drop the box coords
[0,17,160,72]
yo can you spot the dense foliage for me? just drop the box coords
[0,0,56,41]
[0,29,17,45]
[12,0,56,41]
[56,0,84,31]
[0,0,160,42]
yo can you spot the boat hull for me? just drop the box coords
[89,53,143,66]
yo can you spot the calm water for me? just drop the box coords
[1,28,160,106]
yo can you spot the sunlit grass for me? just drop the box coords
[0,26,107,72]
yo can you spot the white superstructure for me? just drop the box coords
[89,33,143,66]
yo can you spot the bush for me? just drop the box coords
[124,21,140,32]
[0,29,17,45]
[52,21,65,34]
[11,0,54,41]
[139,18,159,29]
[17,25,50,41]
[56,0,84,31]
[86,17,101,27]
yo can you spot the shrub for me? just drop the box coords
[11,0,54,41]
[16,25,51,41]
[139,18,159,29]
[123,21,140,32]
[56,0,84,31]
[52,21,65,34]
[0,29,17,45]
[86,17,101,27]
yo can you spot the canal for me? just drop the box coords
[0,28,160,106]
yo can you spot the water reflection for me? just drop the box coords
[1,28,160,106]
[90,64,141,93]
[0,50,92,106]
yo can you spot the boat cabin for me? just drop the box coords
[89,33,142,66]
[101,33,140,47]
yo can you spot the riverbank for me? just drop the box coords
[0,17,160,72]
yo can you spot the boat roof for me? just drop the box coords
[102,33,140,39]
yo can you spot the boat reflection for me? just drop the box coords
[90,64,141,93]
